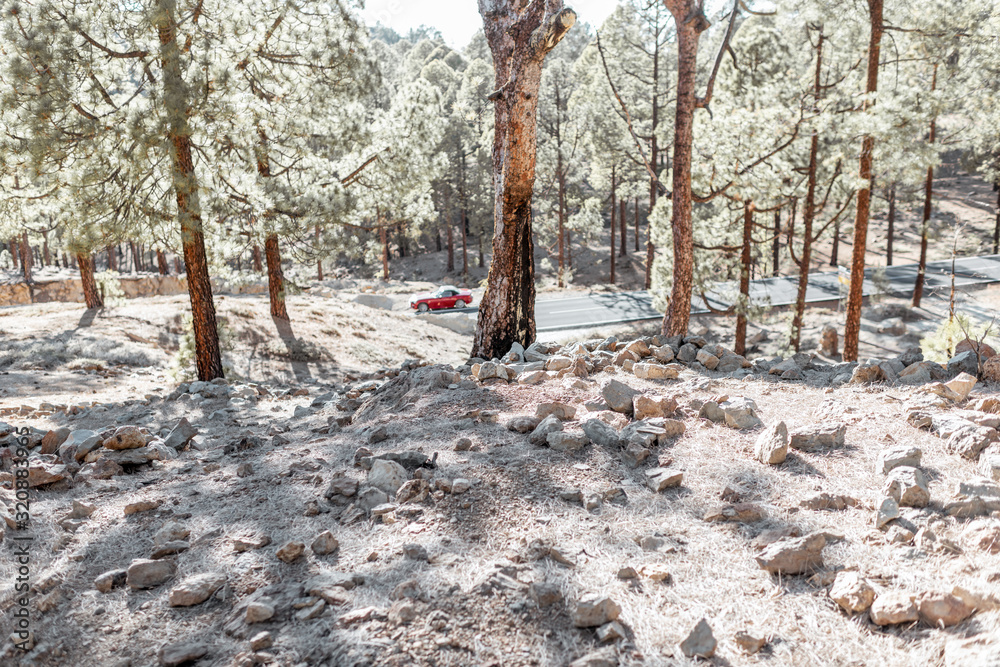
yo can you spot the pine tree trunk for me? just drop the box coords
[20,232,32,282]
[772,210,781,277]
[830,220,839,266]
[42,234,50,267]
[157,250,169,275]
[634,198,640,252]
[461,209,469,279]
[78,253,103,309]
[381,224,389,280]
[791,32,823,353]
[843,0,883,362]
[107,244,116,271]
[472,0,576,360]
[912,64,938,308]
[315,226,323,281]
[446,215,455,273]
[994,183,1000,255]
[567,230,573,269]
[264,234,288,320]
[157,0,223,380]
[610,167,617,285]
[9,239,18,270]
[557,154,565,288]
[662,9,707,336]
[886,183,896,266]
[252,245,263,273]
[735,203,752,356]
[130,241,140,273]
[620,198,627,265]
[174,257,182,275]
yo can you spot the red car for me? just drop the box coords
[410,285,474,312]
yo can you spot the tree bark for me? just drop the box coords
[19,232,32,282]
[735,203,753,356]
[157,0,223,380]
[9,239,18,270]
[610,167,617,284]
[264,234,288,320]
[380,224,389,281]
[78,253,103,309]
[157,250,169,275]
[42,233,50,267]
[472,0,576,360]
[843,0,883,362]
[634,197,640,252]
[886,183,896,266]
[446,214,455,273]
[315,226,323,281]
[791,30,823,353]
[557,151,565,287]
[912,64,938,308]
[994,183,999,255]
[619,187,627,257]
[771,210,781,277]
[461,209,469,280]
[662,3,709,336]
[252,245,263,273]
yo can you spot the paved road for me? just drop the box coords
[435,254,1000,332]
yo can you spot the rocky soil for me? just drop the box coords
[1,297,1000,667]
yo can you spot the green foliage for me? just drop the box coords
[920,313,997,362]
[168,314,239,382]
[94,271,126,308]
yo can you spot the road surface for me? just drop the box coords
[435,254,1000,332]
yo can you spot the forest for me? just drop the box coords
[3,0,999,376]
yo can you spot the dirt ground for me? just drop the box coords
[1,285,999,667]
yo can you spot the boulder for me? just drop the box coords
[159,641,210,667]
[720,398,763,430]
[547,430,589,453]
[632,394,677,420]
[581,419,621,448]
[870,592,918,626]
[40,427,70,455]
[755,533,826,574]
[696,349,720,370]
[633,363,679,380]
[570,594,621,627]
[529,415,563,446]
[789,422,846,451]
[506,415,541,433]
[645,468,683,492]
[877,445,922,474]
[917,591,974,628]
[875,496,900,529]
[164,418,199,449]
[601,379,638,415]
[536,402,576,421]
[127,559,176,589]
[947,351,980,377]
[677,343,698,363]
[679,618,716,658]
[829,572,875,613]
[367,459,408,495]
[754,421,788,465]
[103,425,147,450]
[168,572,226,607]
[979,448,1000,481]
[884,466,930,507]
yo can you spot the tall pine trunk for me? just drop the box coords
[791,31,823,353]
[252,245,263,273]
[662,8,707,336]
[886,183,896,266]
[771,210,781,276]
[9,239,18,270]
[157,250,169,275]
[634,198,640,252]
[912,64,938,308]
[472,0,576,360]
[994,183,999,255]
[20,232,32,282]
[315,226,323,281]
[735,203,753,356]
[557,158,566,288]
[461,209,469,280]
[78,253,103,309]
[610,167,617,285]
[157,0,223,380]
[264,234,288,320]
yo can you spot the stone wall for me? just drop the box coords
[0,274,191,307]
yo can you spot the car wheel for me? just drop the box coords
[417,303,429,313]
[454,299,466,309]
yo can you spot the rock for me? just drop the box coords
[956,338,997,359]
[529,414,563,446]
[755,533,826,574]
[735,631,767,655]
[596,621,626,643]
[677,343,698,363]
[536,402,576,420]
[720,397,763,430]
[168,572,226,607]
[633,362,680,380]
[454,437,473,451]
[325,476,359,498]
[159,641,209,667]
[529,582,563,607]
[876,496,900,529]
[582,419,621,448]
[850,361,889,384]
[829,572,875,613]
[28,463,67,487]
[870,592,919,625]
[545,355,574,371]
[311,531,339,555]
[878,445,922,474]
[40,427,70,455]
[679,618,716,658]
[789,422,846,451]
[164,418,198,449]
[368,459,408,494]
[984,357,1000,383]
[632,394,677,420]
[820,327,839,356]
[388,599,418,624]
[917,591,974,627]
[547,430,589,452]
[696,349,720,370]
[899,361,936,385]
[754,421,788,465]
[103,425,147,450]
[948,351,980,377]
[153,521,190,546]
[475,361,509,381]
[151,540,190,559]
[124,499,161,516]
[570,594,621,627]
[979,449,1000,481]
[236,462,253,477]
[233,534,271,552]
[651,345,675,363]
[95,569,127,593]
[703,503,765,523]
[699,401,725,423]
[884,466,930,507]
[646,468,683,492]
[947,425,998,460]
[127,558,176,589]
[245,601,276,624]
[71,500,97,519]
[451,478,471,494]
[568,648,618,667]
[276,541,305,563]
[945,371,979,401]
[506,415,540,433]
[800,493,858,511]
[249,632,273,651]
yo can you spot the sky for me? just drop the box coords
[360,0,620,49]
